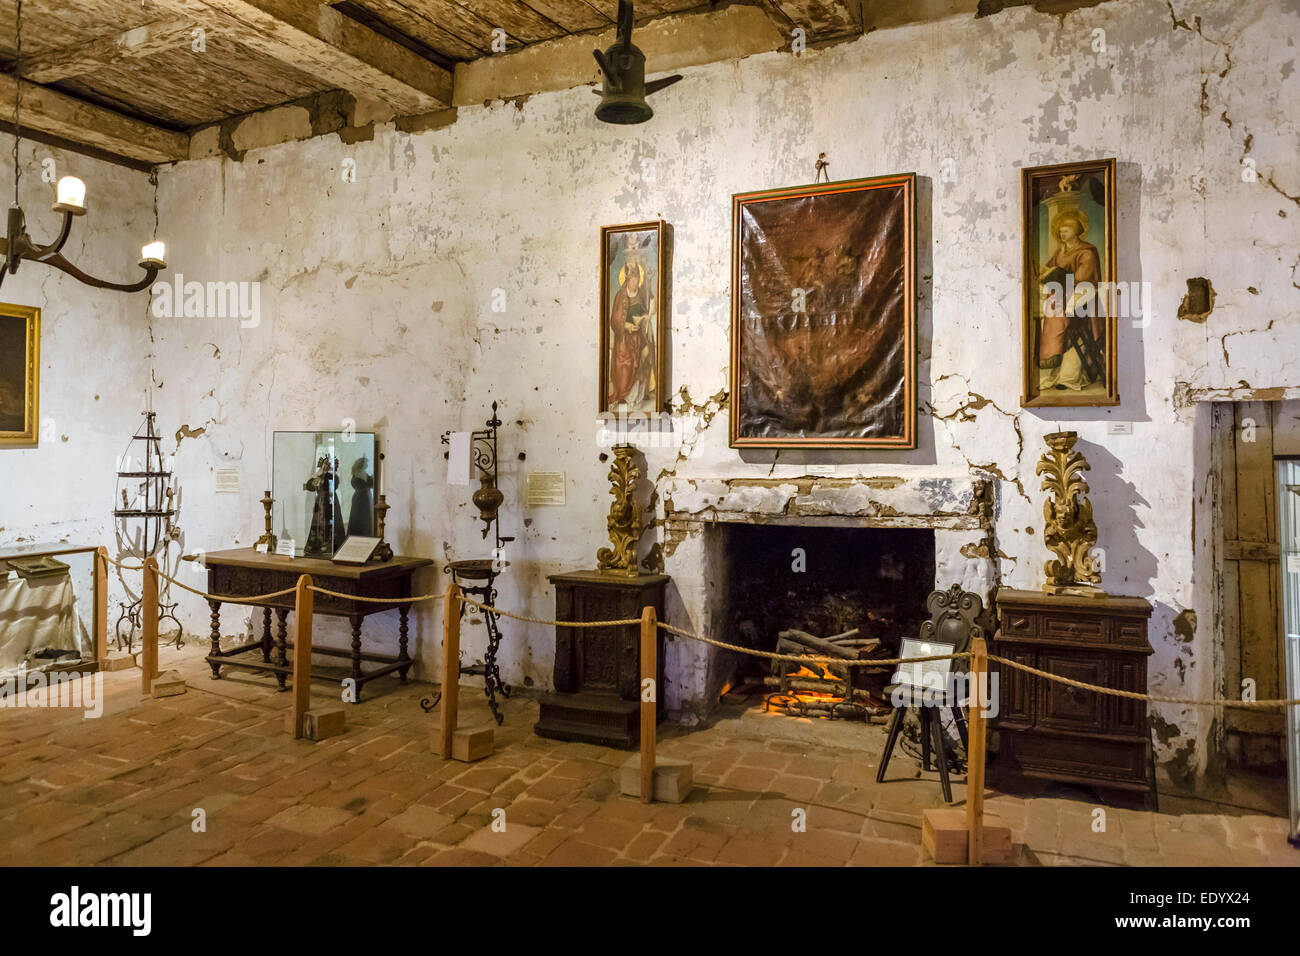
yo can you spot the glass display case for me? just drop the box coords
[0,542,103,680]
[272,431,377,558]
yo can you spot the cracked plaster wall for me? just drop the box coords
[137,0,1297,777]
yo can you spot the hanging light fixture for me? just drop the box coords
[0,0,166,293]
[592,1,681,125]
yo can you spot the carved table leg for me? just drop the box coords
[350,613,364,702]
[208,600,223,679]
[261,606,272,662]
[274,608,289,691]
[398,604,411,683]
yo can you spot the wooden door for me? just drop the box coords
[1216,401,1285,767]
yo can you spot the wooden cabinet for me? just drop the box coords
[993,588,1155,804]
[534,571,669,748]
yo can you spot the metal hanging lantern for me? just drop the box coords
[593,1,681,125]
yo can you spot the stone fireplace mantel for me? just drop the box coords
[652,474,998,722]
[658,475,993,532]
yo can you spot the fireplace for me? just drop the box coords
[714,523,935,714]
[656,475,996,721]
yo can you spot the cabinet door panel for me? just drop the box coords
[1038,650,1106,732]
[1109,657,1146,734]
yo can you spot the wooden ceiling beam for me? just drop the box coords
[162,0,452,113]
[20,19,197,84]
[0,73,189,164]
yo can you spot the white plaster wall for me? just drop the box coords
[142,0,1297,775]
[0,137,158,625]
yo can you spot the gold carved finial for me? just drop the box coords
[596,444,642,576]
[1036,431,1104,597]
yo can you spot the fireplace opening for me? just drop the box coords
[713,523,936,717]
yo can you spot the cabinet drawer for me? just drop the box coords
[1000,610,1036,637]
[1042,614,1104,643]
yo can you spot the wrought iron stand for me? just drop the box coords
[420,402,515,724]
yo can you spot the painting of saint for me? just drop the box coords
[0,304,39,447]
[1022,160,1118,406]
[600,221,667,414]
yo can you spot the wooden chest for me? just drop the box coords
[993,588,1155,803]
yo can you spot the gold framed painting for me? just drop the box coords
[730,173,917,448]
[600,220,668,415]
[1021,158,1119,407]
[0,303,39,446]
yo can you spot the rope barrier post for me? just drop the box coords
[290,574,313,739]
[640,605,657,804]
[439,580,461,760]
[141,556,159,696]
[966,636,988,866]
[93,546,108,664]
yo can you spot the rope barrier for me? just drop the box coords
[104,555,145,571]
[309,585,444,604]
[988,653,1300,709]
[657,619,966,667]
[114,555,1300,710]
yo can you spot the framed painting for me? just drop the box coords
[0,303,39,447]
[730,173,917,449]
[1021,158,1119,407]
[600,220,667,415]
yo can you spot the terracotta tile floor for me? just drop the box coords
[1,644,1296,867]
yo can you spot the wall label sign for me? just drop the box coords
[214,466,240,494]
[527,472,566,506]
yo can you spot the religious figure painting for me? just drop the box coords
[1021,158,1119,406]
[730,174,916,448]
[0,303,39,447]
[600,220,667,415]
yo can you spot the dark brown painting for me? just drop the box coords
[730,174,916,448]
[0,303,39,447]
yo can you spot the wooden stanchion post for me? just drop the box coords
[439,580,461,760]
[94,547,108,664]
[290,574,314,738]
[141,556,159,696]
[966,636,988,866]
[640,605,657,804]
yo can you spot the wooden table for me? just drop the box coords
[196,548,433,701]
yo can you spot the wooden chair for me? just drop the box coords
[875,584,984,804]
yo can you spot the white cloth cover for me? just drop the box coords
[0,575,85,677]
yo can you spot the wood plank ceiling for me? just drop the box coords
[0,0,866,167]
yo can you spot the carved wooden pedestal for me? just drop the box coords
[535,570,669,748]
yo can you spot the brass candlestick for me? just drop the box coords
[255,490,277,553]
[596,444,642,577]
[1036,431,1104,596]
[374,493,393,562]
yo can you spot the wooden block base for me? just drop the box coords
[102,651,136,672]
[620,756,693,804]
[433,726,494,762]
[150,670,186,698]
[285,708,347,741]
[922,808,1012,864]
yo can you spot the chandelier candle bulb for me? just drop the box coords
[53,176,86,214]
[140,241,166,267]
